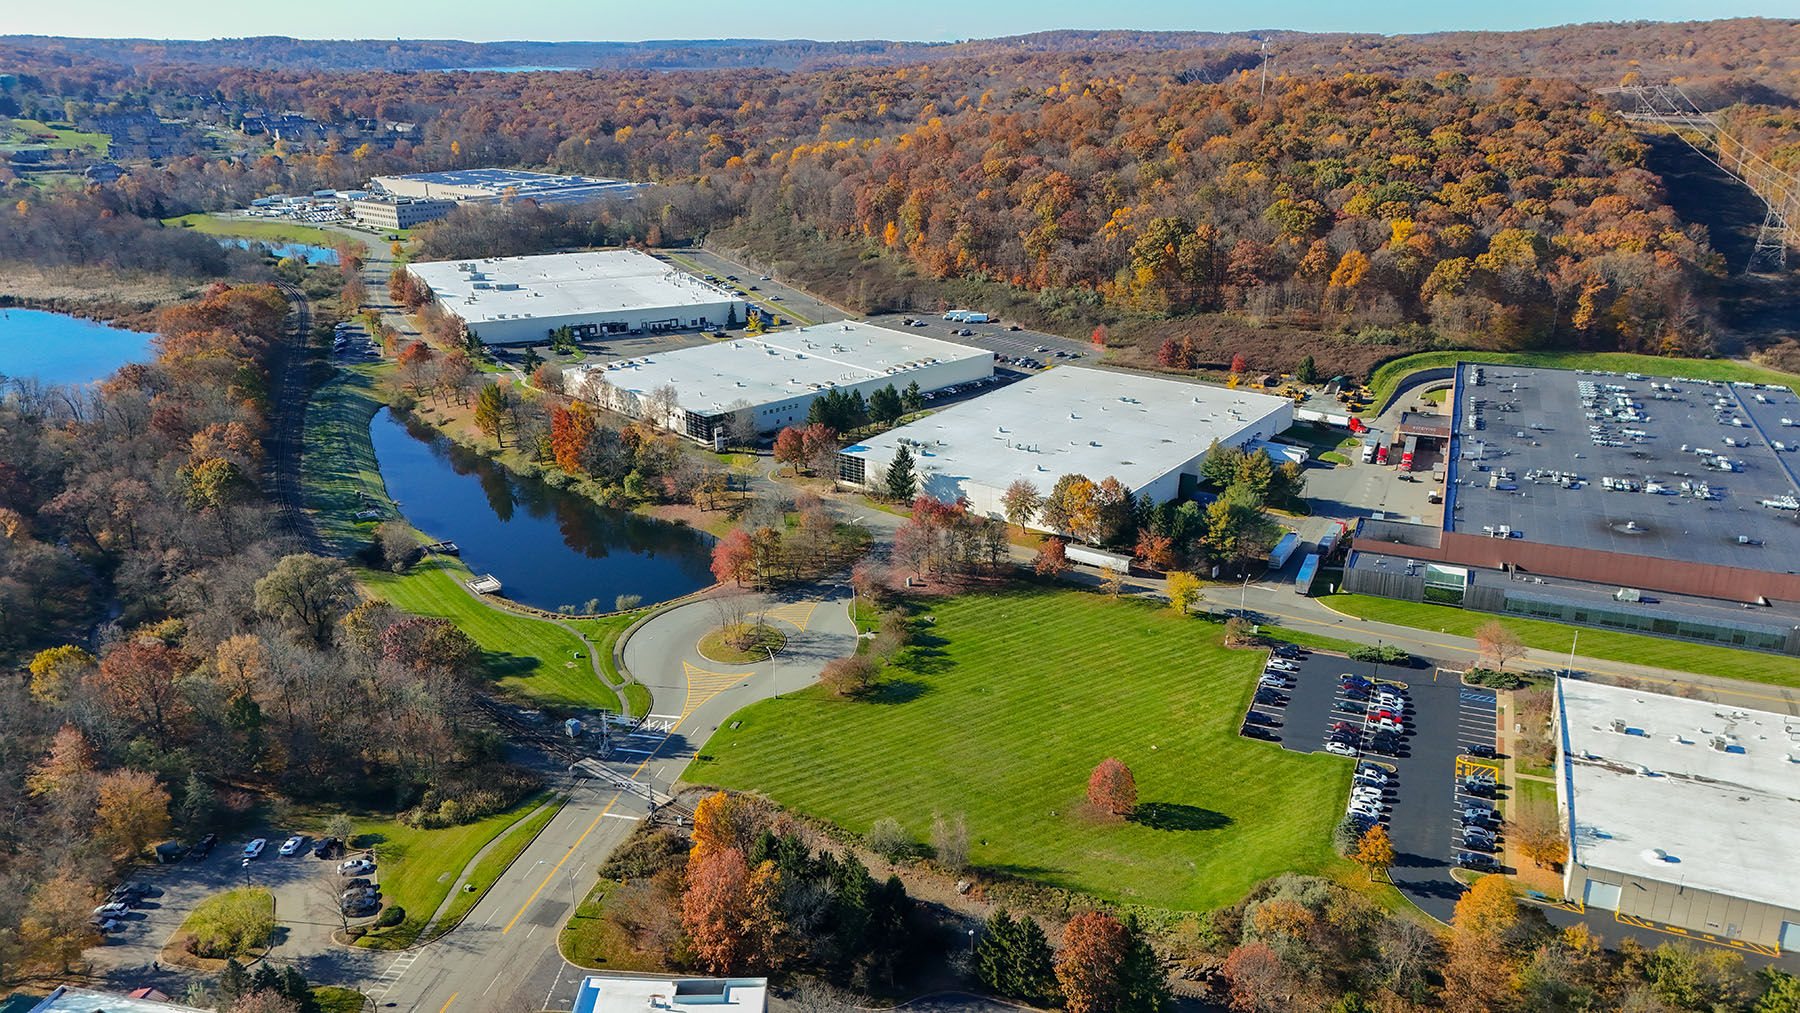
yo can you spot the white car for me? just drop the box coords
[93,902,130,917]
[338,858,376,876]
[242,838,267,859]
[1265,659,1299,672]
[1325,741,1359,757]
[278,835,307,857]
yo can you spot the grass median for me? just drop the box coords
[1323,594,1800,688]
[351,793,553,949]
[1364,350,1798,416]
[692,585,1357,912]
[427,796,566,939]
[164,212,361,250]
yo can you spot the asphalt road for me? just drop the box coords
[665,247,852,329]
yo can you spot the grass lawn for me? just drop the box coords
[1323,594,1800,688]
[691,585,1356,912]
[362,561,620,712]
[2,118,109,155]
[1364,350,1798,416]
[560,882,675,972]
[428,796,565,938]
[351,794,552,949]
[697,623,786,664]
[163,212,361,250]
[1510,776,1556,819]
[164,889,273,969]
[312,987,367,1013]
[301,365,392,555]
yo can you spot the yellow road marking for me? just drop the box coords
[1268,604,1797,708]
[682,662,749,719]
[1614,912,1780,956]
[761,600,819,631]
[436,993,458,1013]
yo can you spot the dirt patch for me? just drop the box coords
[0,263,205,322]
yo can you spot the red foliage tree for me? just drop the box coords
[95,639,191,746]
[800,423,839,477]
[550,404,596,474]
[1055,911,1131,1013]
[1230,353,1248,374]
[1033,537,1069,578]
[1157,338,1181,368]
[712,528,757,586]
[1090,323,1109,348]
[1086,757,1136,816]
[379,616,480,676]
[772,427,806,471]
[681,848,754,973]
[1221,941,1294,1012]
[396,339,435,369]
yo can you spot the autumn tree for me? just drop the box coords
[1087,757,1137,816]
[1352,823,1395,881]
[379,616,481,676]
[800,423,840,479]
[1001,479,1042,532]
[691,791,762,862]
[253,553,353,648]
[27,644,95,705]
[473,381,512,444]
[1166,571,1202,614]
[550,403,597,474]
[1033,538,1069,578]
[1055,911,1167,1013]
[95,768,171,858]
[1090,323,1109,348]
[1222,941,1296,1013]
[682,848,755,973]
[1476,620,1527,672]
[1511,806,1570,870]
[712,528,757,586]
[95,638,191,745]
[1453,871,1520,940]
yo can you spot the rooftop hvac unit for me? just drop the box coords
[1611,719,1627,734]
[1709,736,1729,752]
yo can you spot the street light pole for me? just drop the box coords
[1566,629,1579,677]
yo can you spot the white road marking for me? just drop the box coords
[602,812,641,820]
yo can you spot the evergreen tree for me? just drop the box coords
[885,444,917,501]
[903,380,924,412]
[279,966,318,1013]
[522,345,543,370]
[1116,915,1171,1013]
[250,963,282,996]
[977,909,1060,1003]
[870,384,904,425]
[217,959,249,1006]
[1296,354,1318,384]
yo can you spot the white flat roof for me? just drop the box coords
[577,321,989,414]
[572,976,766,1013]
[408,250,739,326]
[1559,678,1800,910]
[843,366,1293,494]
[28,987,210,1013]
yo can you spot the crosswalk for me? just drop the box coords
[365,950,418,1002]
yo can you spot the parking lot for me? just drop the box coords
[86,830,385,978]
[1238,649,1500,920]
[863,310,1094,365]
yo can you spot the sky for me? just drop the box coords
[1,0,1792,42]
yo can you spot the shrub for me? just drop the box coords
[865,817,912,861]
[1463,667,1527,690]
[819,654,879,697]
[185,889,275,959]
[376,905,405,928]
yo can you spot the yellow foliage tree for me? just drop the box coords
[1452,870,1518,939]
[1352,823,1395,880]
[1166,571,1203,614]
[95,768,171,859]
[689,791,760,863]
[28,645,96,705]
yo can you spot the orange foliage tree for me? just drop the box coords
[1086,757,1136,816]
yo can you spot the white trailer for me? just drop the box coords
[1066,544,1132,573]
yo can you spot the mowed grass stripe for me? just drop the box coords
[693,587,1352,911]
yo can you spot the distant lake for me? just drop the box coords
[369,408,716,612]
[453,65,585,73]
[219,238,340,265]
[0,309,155,385]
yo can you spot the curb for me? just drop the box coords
[415,793,568,945]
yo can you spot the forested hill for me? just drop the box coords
[2,19,1797,93]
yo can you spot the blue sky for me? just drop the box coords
[2,0,1791,42]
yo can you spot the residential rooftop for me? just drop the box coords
[576,321,990,414]
[841,366,1293,497]
[1447,362,1800,573]
[408,250,739,326]
[1558,678,1800,911]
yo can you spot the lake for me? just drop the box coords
[220,238,340,265]
[0,308,156,385]
[369,408,717,612]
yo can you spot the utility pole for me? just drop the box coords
[1259,41,1271,103]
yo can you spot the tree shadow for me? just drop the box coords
[1127,803,1233,832]
[866,680,929,705]
[481,650,539,680]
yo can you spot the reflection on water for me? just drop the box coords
[0,308,155,385]
[369,408,715,611]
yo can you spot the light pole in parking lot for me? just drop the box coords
[241,858,251,889]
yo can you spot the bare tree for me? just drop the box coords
[721,398,758,448]
[709,593,754,646]
[1476,620,1527,672]
[643,383,680,429]
[930,811,970,872]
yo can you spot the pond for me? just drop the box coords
[0,308,156,385]
[368,408,717,612]
[219,238,340,265]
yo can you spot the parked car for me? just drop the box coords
[339,858,375,877]
[188,833,217,860]
[1241,725,1278,741]
[313,837,343,859]
[1271,644,1303,659]
[1245,711,1279,727]
[91,916,122,932]
[278,835,308,857]
[342,897,379,917]
[93,902,131,918]
[110,882,150,902]
[242,838,267,860]
[341,885,378,902]
[1465,744,1497,759]
[1457,853,1499,871]
[1341,674,1371,688]
[1330,721,1359,735]
[1266,659,1299,672]
[1325,741,1359,757]
[1253,690,1286,706]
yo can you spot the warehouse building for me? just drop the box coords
[1342,362,1800,654]
[407,250,746,345]
[565,321,992,444]
[1554,678,1800,954]
[839,367,1293,528]
[369,168,644,204]
[349,195,456,228]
